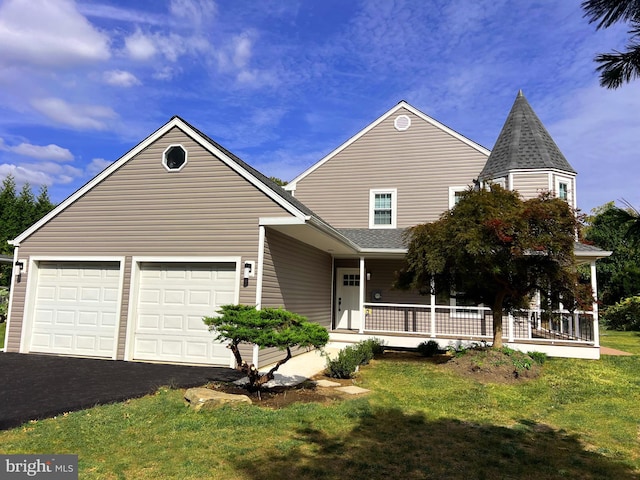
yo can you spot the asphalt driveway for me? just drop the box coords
[0,352,243,430]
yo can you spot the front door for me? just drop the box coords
[335,268,361,330]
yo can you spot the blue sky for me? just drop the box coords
[0,0,638,214]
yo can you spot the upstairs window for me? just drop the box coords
[163,145,187,172]
[558,182,568,201]
[369,189,397,228]
[555,177,571,203]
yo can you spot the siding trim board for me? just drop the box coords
[3,246,20,351]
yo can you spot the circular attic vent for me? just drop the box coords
[394,114,411,131]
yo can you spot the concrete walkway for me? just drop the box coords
[600,346,634,356]
[242,344,344,387]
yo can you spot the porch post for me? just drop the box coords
[359,256,365,334]
[508,313,514,342]
[590,260,600,347]
[430,278,436,337]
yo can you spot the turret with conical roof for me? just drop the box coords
[480,91,577,206]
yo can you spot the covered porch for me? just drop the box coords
[330,248,606,359]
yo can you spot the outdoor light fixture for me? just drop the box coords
[243,261,254,287]
[14,260,24,278]
[366,272,371,281]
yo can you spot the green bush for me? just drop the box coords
[325,339,385,379]
[602,296,640,331]
[527,351,547,366]
[0,287,7,323]
[358,338,386,357]
[417,340,440,357]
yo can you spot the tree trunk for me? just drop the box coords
[492,293,506,348]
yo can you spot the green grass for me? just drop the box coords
[0,321,5,349]
[1,334,639,479]
[600,328,640,354]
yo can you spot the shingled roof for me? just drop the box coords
[480,91,576,179]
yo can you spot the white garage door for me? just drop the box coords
[30,261,121,357]
[132,262,237,365]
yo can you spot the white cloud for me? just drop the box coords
[169,0,217,27]
[31,97,117,130]
[0,163,52,185]
[86,158,113,176]
[125,29,158,60]
[548,83,640,211]
[0,139,73,161]
[0,160,81,186]
[0,0,110,68]
[79,3,168,26]
[217,32,254,71]
[103,70,141,87]
[152,66,179,81]
[124,28,208,63]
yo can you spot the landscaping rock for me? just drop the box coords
[184,387,252,410]
[336,386,370,395]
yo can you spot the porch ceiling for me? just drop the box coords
[574,242,612,265]
[261,219,359,255]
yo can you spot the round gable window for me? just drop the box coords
[394,114,411,131]
[163,145,187,171]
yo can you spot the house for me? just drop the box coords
[3,92,609,365]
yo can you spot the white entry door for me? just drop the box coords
[132,262,237,365]
[335,268,361,330]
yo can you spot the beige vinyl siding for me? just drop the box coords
[7,127,294,354]
[258,228,332,367]
[116,257,133,359]
[336,259,428,305]
[364,259,427,305]
[293,107,488,228]
[511,172,550,200]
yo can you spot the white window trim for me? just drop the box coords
[448,186,467,209]
[555,176,572,203]
[162,144,188,172]
[450,293,484,319]
[369,189,397,229]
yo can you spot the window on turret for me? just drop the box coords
[558,182,568,201]
[555,177,571,203]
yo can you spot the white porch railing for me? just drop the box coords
[362,303,596,344]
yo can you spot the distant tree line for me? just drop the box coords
[0,175,56,287]
[583,200,640,330]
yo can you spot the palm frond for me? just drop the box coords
[595,42,640,88]
[582,0,640,29]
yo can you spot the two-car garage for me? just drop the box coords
[24,258,239,365]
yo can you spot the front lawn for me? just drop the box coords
[600,328,640,355]
[0,321,5,350]
[0,333,638,479]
